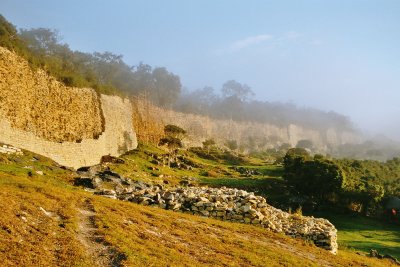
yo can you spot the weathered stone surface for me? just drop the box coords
[0,48,137,169]
[78,167,338,254]
[132,97,361,152]
[0,47,103,143]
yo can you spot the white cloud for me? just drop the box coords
[227,34,272,52]
[216,32,321,55]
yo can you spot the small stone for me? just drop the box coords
[241,204,251,213]
[200,210,209,216]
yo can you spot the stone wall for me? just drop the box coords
[0,94,137,169]
[133,99,361,152]
[0,47,103,143]
[0,47,137,169]
[77,168,338,254]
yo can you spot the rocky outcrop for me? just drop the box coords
[76,167,338,254]
[0,48,137,169]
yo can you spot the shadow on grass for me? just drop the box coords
[342,240,400,258]
[312,212,400,232]
[236,165,284,177]
[310,211,400,259]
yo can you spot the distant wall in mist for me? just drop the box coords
[133,98,361,152]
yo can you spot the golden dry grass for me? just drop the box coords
[0,150,397,266]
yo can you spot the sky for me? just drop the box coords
[1,0,399,140]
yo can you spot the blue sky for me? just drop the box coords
[1,0,399,140]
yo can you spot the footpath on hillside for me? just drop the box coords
[77,199,126,267]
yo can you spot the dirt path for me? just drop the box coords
[77,199,126,267]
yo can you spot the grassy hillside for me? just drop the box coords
[311,212,400,259]
[1,144,398,266]
[107,143,400,261]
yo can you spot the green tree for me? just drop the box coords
[0,15,25,52]
[19,28,63,55]
[164,124,186,139]
[202,138,216,154]
[160,125,186,167]
[283,149,346,201]
[296,139,313,150]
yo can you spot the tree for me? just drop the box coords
[0,15,24,52]
[164,124,186,139]
[160,124,186,167]
[346,176,385,215]
[296,139,313,150]
[283,149,346,201]
[221,80,253,102]
[279,143,292,151]
[19,28,67,56]
[151,67,181,107]
[159,136,183,151]
[183,86,219,114]
[202,138,216,154]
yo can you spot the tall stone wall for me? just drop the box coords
[0,47,137,169]
[0,47,103,143]
[0,95,137,169]
[133,99,361,152]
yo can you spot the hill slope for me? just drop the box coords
[0,146,396,266]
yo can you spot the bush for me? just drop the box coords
[283,149,345,201]
[159,136,182,150]
[164,125,186,137]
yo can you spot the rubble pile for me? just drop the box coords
[76,166,338,254]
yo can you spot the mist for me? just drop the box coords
[1,0,399,154]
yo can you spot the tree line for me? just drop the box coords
[0,14,354,132]
[283,148,400,216]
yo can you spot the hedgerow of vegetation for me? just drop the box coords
[283,148,400,216]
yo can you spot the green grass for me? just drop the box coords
[199,164,288,206]
[310,212,400,259]
[0,145,398,266]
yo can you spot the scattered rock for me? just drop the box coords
[100,155,125,164]
[370,249,400,265]
[0,144,23,155]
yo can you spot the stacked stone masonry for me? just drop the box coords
[0,47,103,142]
[133,98,361,152]
[77,167,338,254]
[0,47,137,169]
